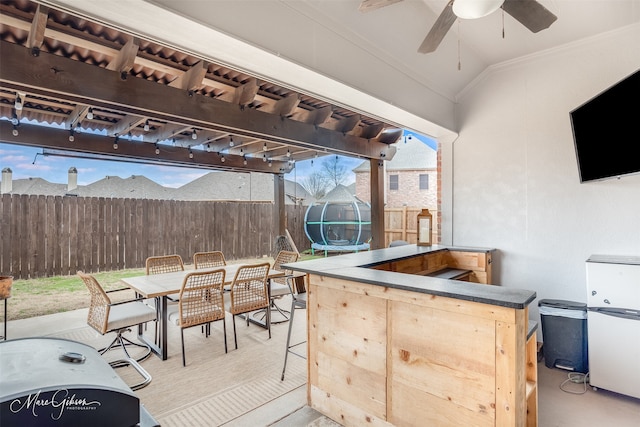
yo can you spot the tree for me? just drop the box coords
[321,155,348,188]
[301,171,329,199]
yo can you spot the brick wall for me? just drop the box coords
[355,169,437,209]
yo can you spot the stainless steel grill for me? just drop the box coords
[0,337,158,426]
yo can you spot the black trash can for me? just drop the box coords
[538,299,589,373]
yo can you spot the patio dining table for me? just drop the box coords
[120,264,284,360]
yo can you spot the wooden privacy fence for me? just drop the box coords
[0,194,309,280]
[384,206,439,246]
[0,194,435,279]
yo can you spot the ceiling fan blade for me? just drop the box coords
[358,0,403,13]
[501,0,557,33]
[418,1,457,54]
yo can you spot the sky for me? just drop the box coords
[0,129,434,188]
[0,142,364,188]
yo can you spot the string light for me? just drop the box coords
[189,149,194,159]
[263,142,267,151]
[14,93,23,111]
[286,149,291,158]
[229,136,234,147]
[191,129,197,140]
[86,108,93,120]
[243,156,247,165]
[69,129,75,142]
[263,154,267,162]
[155,144,160,155]
[113,136,119,150]
[12,124,19,136]
[143,120,150,131]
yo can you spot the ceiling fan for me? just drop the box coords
[359,0,557,54]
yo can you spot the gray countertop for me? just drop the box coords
[285,244,536,309]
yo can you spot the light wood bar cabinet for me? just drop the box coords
[285,245,538,427]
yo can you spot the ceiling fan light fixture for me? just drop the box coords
[452,0,504,19]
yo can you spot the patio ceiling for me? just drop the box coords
[0,0,401,174]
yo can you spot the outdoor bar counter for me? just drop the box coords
[286,244,538,427]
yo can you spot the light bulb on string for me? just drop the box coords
[14,94,23,111]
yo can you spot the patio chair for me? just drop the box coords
[145,254,184,340]
[194,251,227,269]
[77,271,156,390]
[267,250,299,322]
[168,269,228,366]
[146,254,185,275]
[228,263,271,349]
[281,277,307,381]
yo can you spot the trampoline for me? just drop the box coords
[304,185,371,256]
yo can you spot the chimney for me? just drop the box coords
[67,167,78,192]
[1,167,12,194]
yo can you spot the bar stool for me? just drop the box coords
[281,288,307,381]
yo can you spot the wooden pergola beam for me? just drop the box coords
[26,4,48,53]
[0,121,294,174]
[0,41,397,161]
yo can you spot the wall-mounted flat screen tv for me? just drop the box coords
[570,70,639,183]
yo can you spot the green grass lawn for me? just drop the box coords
[7,269,147,321]
[5,252,323,321]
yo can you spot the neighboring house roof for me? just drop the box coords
[346,182,356,194]
[285,180,315,205]
[11,178,68,196]
[353,135,437,172]
[74,175,173,200]
[176,171,260,201]
[318,184,364,204]
[2,170,312,204]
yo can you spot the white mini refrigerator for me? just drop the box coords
[586,255,640,399]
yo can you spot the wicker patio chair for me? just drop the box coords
[145,254,185,275]
[193,251,227,269]
[168,269,228,366]
[228,263,271,349]
[77,271,156,390]
[145,254,185,341]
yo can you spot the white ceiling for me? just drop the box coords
[144,0,639,100]
[41,0,640,137]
